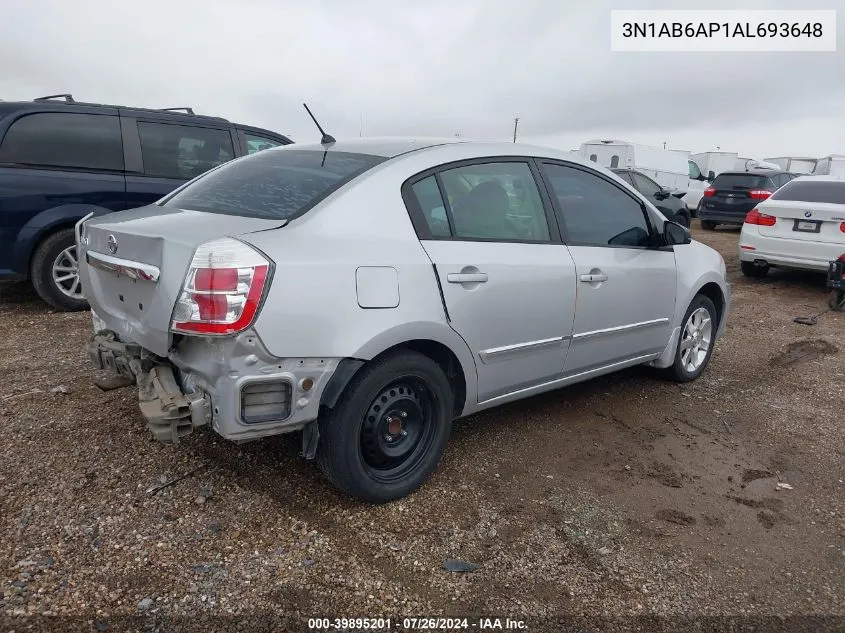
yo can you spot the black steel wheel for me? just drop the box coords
[317,350,453,503]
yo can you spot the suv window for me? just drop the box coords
[436,162,550,241]
[711,173,768,190]
[770,180,845,204]
[0,112,123,171]
[541,163,652,248]
[138,122,234,180]
[631,172,660,197]
[244,132,285,154]
[162,149,384,220]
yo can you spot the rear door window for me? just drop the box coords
[0,112,123,171]
[243,132,287,154]
[137,122,234,180]
[712,173,768,190]
[770,180,845,204]
[162,149,385,220]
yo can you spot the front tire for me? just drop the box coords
[317,350,453,503]
[673,211,691,228]
[658,294,718,383]
[30,228,89,311]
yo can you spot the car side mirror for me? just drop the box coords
[664,220,691,246]
[654,189,668,200]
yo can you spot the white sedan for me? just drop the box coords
[739,175,845,277]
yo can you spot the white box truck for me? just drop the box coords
[578,140,691,194]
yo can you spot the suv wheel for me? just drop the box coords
[317,350,453,503]
[673,211,691,228]
[31,228,89,311]
[700,220,717,230]
[658,294,718,383]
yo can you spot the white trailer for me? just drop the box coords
[813,155,845,176]
[763,156,818,174]
[577,140,691,194]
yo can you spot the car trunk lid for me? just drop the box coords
[79,205,281,356]
[757,199,845,243]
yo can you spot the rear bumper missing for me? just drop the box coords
[88,325,341,445]
[88,331,211,444]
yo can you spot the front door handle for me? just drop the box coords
[580,273,608,283]
[447,272,488,284]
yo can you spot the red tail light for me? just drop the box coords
[840,223,845,234]
[749,190,772,200]
[745,209,777,226]
[703,187,716,197]
[171,238,272,335]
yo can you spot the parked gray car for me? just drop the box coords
[78,138,731,503]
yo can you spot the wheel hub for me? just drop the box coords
[360,383,427,471]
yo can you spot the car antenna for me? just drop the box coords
[302,103,336,145]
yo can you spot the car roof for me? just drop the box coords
[791,174,845,183]
[717,169,789,177]
[275,137,596,165]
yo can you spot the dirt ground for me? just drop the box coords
[1,223,843,633]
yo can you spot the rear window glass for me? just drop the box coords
[770,180,845,204]
[712,173,768,189]
[161,149,385,220]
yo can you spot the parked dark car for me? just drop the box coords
[698,169,796,230]
[611,168,691,227]
[0,94,293,310]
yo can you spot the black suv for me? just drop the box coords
[698,169,796,230]
[0,94,293,310]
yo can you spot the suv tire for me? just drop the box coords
[31,228,89,311]
[317,350,453,503]
[700,220,717,230]
[658,294,718,383]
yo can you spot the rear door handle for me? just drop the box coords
[447,272,488,284]
[580,273,608,283]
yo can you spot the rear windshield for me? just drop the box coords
[770,180,845,204]
[161,149,385,220]
[712,173,768,190]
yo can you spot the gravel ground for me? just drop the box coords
[1,223,843,633]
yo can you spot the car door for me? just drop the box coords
[120,118,237,210]
[537,161,677,375]
[403,159,578,403]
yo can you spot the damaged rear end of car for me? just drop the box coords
[78,146,386,445]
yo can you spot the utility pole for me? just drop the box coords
[359,112,363,137]
[513,117,519,143]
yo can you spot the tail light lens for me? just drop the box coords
[703,187,716,197]
[171,238,272,335]
[749,190,772,200]
[745,209,777,226]
[840,223,845,234]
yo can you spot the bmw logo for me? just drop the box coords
[107,234,118,254]
[804,211,812,218]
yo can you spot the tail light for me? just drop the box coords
[840,223,845,234]
[703,187,716,197]
[745,209,777,226]
[749,190,772,200]
[171,238,272,335]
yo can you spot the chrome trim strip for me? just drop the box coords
[479,336,567,364]
[74,211,94,248]
[86,250,161,283]
[572,317,670,341]
[478,353,659,407]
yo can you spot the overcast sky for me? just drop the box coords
[2,0,843,159]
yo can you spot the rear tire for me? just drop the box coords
[30,228,89,311]
[317,350,453,503]
[741,260,769,278]
[658,294,718,383]
[829,289,845,312]
[700,220,717,230]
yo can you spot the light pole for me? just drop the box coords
[513,117,519,143]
